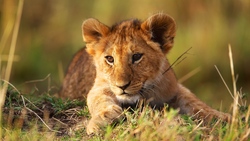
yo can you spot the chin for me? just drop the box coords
[115,94,141,105]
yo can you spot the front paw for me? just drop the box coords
[87,118,100,135]
[87,105,123,135]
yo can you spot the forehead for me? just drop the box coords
[104,19,145,53]
[111,19,141,35]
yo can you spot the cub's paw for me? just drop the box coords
[100,104,124,122]
[87,105,123,135]
[86,118,101,135]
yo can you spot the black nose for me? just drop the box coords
[117,81,131,90]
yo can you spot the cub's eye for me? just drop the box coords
[132,53,143,64]
[105,56,114,65]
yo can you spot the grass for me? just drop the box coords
[0,0,249,140]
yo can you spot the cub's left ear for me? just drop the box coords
[141,13,176,54]
[82,18,110,44]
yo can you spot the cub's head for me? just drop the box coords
[82,13,176,102]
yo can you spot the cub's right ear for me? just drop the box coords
[141,13,176,54]
[82,18,110,44]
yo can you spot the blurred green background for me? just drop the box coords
[1,0,250,111]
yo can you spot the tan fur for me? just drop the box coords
[60,13,230,135]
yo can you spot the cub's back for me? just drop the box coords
[60,48,96,99]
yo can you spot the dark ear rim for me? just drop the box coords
[141,13,176,54]
[82,18,110,43]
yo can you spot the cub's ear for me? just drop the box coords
[141,13,176,54]
[82,18,110,44]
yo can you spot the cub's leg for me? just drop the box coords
[86,87,123,135]
[175,84,231,122]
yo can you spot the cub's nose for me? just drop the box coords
[117,81,131,90]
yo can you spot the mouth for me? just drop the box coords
[121,92,129,95]
[120,88,145,97]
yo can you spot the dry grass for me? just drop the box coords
[0,0,24,139]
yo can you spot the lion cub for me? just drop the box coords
[60,13,230,135]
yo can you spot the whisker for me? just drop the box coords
[162,47,192,75]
